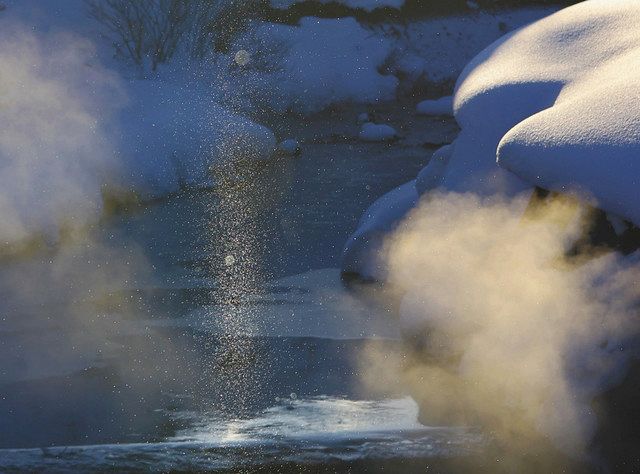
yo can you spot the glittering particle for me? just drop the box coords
[234,50,251,66]
[224,254,236,266]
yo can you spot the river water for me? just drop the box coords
[0,107,482,471]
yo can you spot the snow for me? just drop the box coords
[270,0,405,12]
[359,123,398,142]
[346,0,640,274]
[446,0,640,221]
[385,8,557,86]
[475,0,640,227]
[415,144,454,195]
[342,181,418,280]
[236,17,398,114]
[115,79,277,198]
[416,96,453,116]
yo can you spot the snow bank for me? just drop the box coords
[270,0,404,12]
[416,96,453,116]
[93,77,275,202]
[233,17,398,114]
[446,0,640,223]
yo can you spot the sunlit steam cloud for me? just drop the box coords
[0,24,186,446]
[362,191,640,456]
[0,25,124,247]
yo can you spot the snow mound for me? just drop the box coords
[270,0,404,12]
[359,123,398,142]
[216,118,276,163]
[110,80,276,199]
[452,0,640,227]
[416,96,453,116]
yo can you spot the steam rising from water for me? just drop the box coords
[362,191,640,456]
[0,25,186,446]
[0,26,124,247]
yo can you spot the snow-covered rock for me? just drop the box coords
[357,112,371,125]
[278,138,301,156]
[416,96,453,116]
[359,123,398,142]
